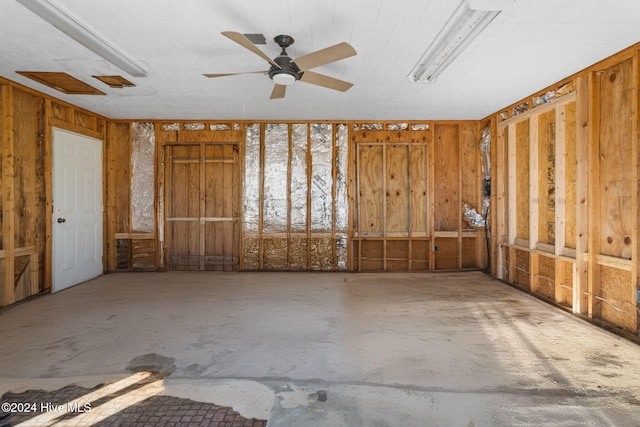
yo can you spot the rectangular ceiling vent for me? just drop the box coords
[16,71,106,95]
[93,75,136,88]
[243,33,267,45]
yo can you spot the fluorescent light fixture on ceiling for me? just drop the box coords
[15,0,148,78]
[408,0,512,83]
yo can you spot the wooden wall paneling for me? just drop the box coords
[357,144,384,238]
[554,259,574,308]
[105,122,131,270]
[574,76,590,314]
[433,124,459,232]
[515,249,530,290]
[410,144,429,237]
[598,58,634,259]
[529,113,539,292]
[537,109,556,248]
[410,144,429,269]
[435,238,457,270]
[592,58,635,324]
[50,102,71,122]
[460,122,480,267]
[385,144,409,238]
[536,254,555,300]
[516,119,530,242]
[599,266,635,332]
[1,85,15,305]
[12,88,45,299]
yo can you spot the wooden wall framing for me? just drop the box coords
[490,42,640,336]
[0,78,106,306]
[350,122,486,271]
[3,41,640,339]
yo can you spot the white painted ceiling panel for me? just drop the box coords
[0,0,639,120]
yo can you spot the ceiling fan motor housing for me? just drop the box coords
[269,35,302,85]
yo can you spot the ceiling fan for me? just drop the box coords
[204,32,357,99]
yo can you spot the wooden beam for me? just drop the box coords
[155,122,165,269]
[574,76,590,314]
[587,70,601,319]
[507,123,517,246]
[43,99,53,290]
[286,124,293,269]
[495,126,506,279]
[259,124,265,269]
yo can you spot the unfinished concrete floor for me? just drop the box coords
[0,271,639,426]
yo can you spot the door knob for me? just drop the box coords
[57,218,66,223]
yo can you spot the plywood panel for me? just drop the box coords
[460,122,479,211]
[385,145,409,235]
[556,260,574,308]
[598,59,634,259]
[105,122,131,271]
[564,102,577,249]
[410,145,429,235]
[359,240,384,271]
[435,238,457,270]
[461,237,477,269]
[600,266,635,332]
[537,110,556,246]
[514,249,530,290]
[12,89,44,298]
[515,120,530,240]
[536,254,555,300]
[411,240,430,270]
[387,240,409,270]
[111,123,131,234]
[434,124,459,232]
[358,145,384,236]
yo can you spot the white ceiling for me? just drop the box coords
[1,0,639,121]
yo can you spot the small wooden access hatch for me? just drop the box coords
[16,71,106,95]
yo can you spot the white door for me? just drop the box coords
[52,128,103,292]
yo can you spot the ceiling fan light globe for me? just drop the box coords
[272,73,296,86]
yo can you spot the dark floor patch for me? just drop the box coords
[127,353,176,375]
[1,380,267,427]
